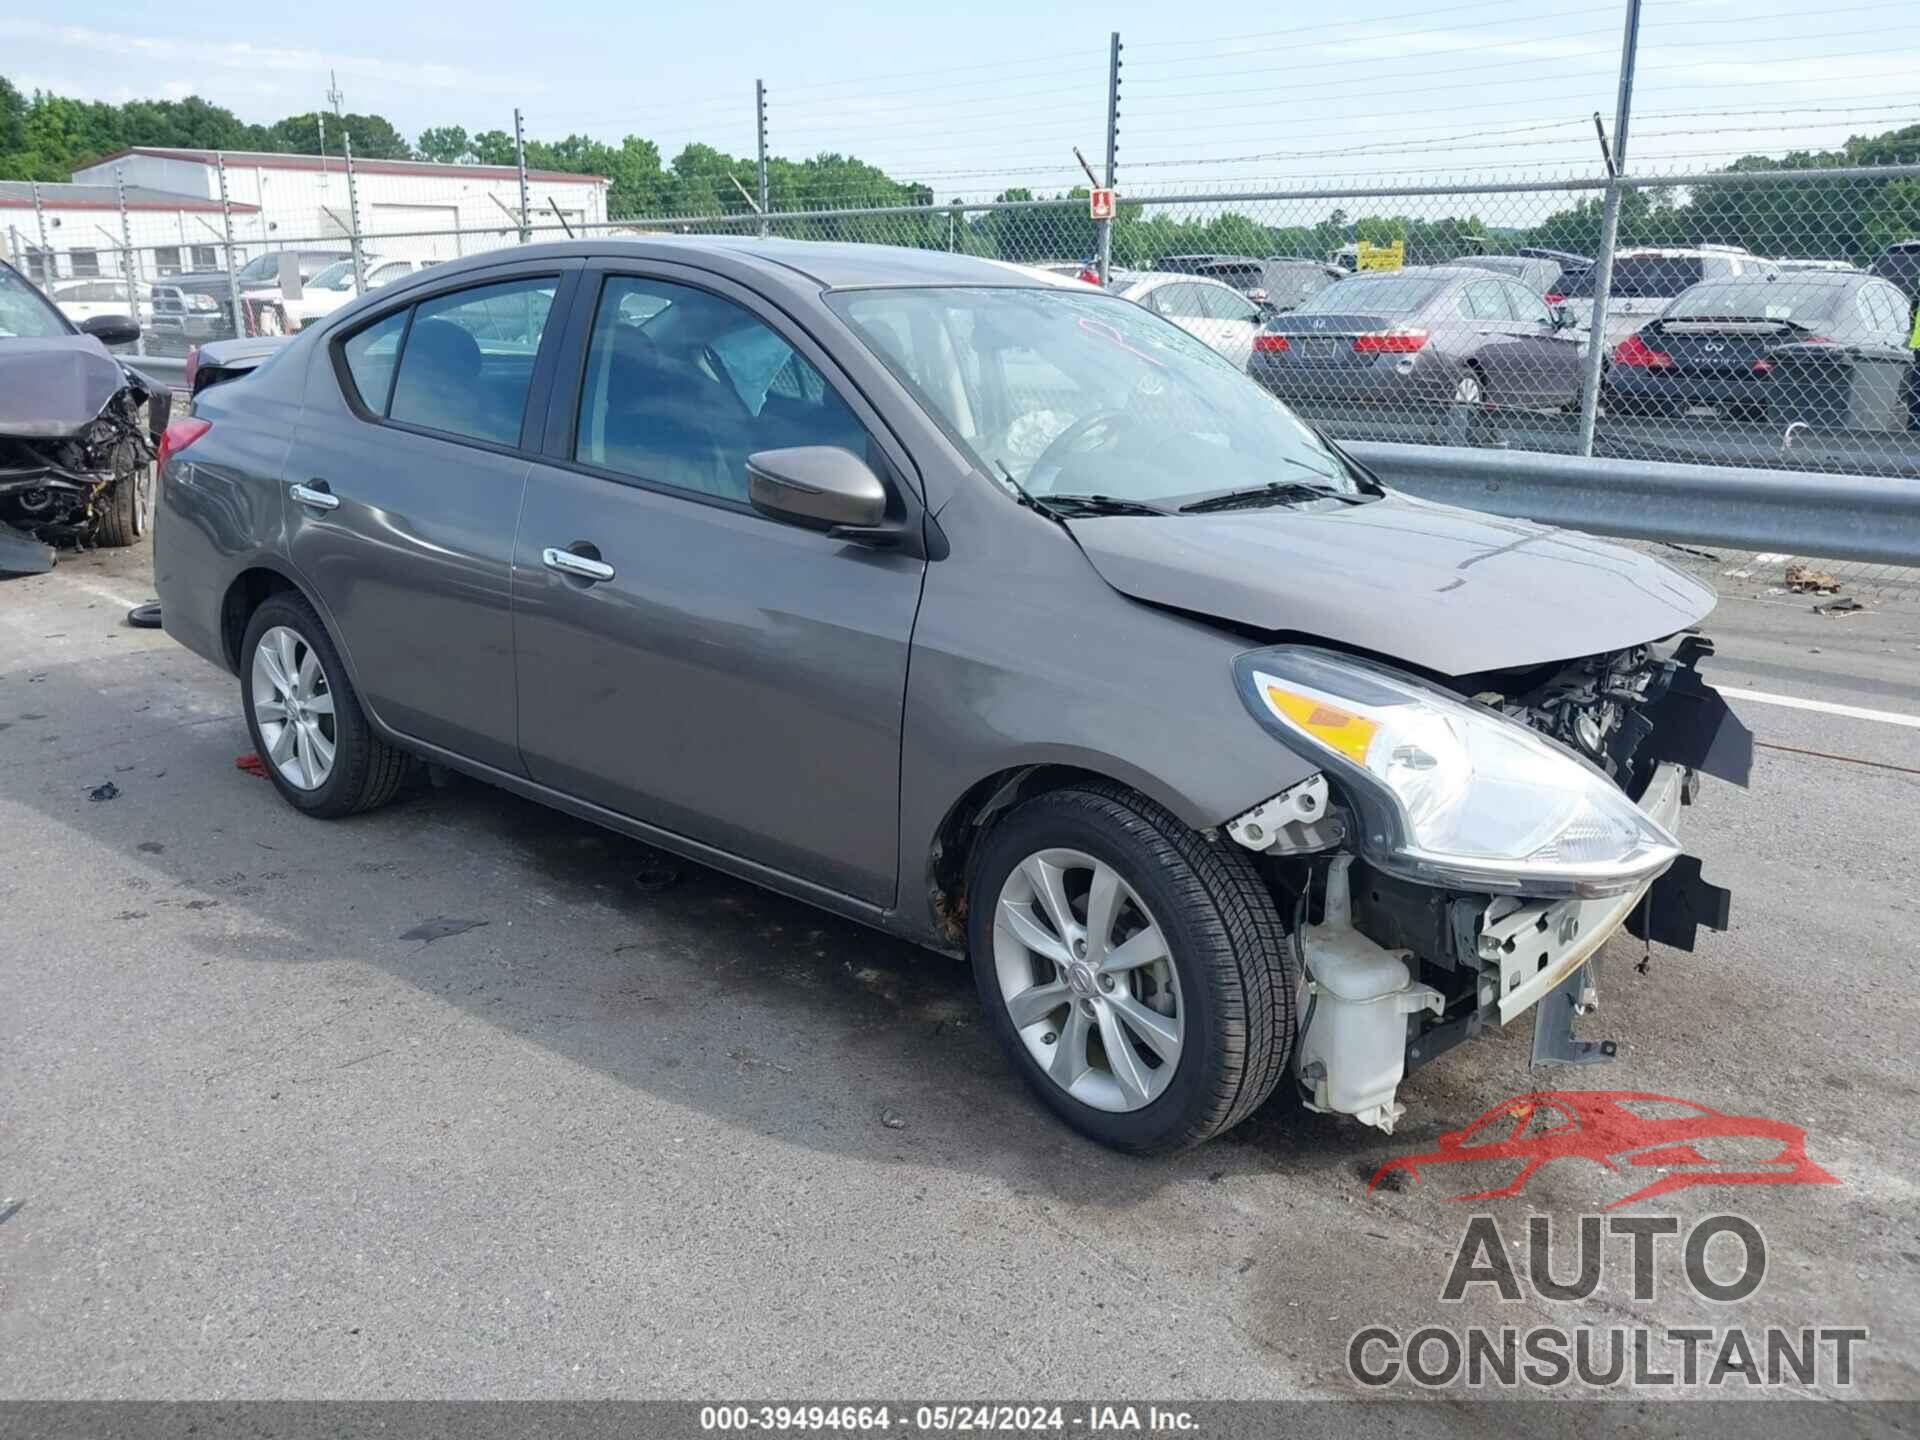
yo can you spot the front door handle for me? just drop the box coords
[289,481,339,511]
[542,546,615,583]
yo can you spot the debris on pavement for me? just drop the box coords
[879,1106,908,1130]
[0,519,56,577]
[87,780,119,802]
[399,916,490,944]
[125,602,162,629]
[633,850,682,892]
[1784,564,1841,594]
[234,753,268,779]
[1812,597,1867,616]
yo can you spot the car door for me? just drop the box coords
[1496,279,1583,406]
[287,262,579,773]
[511,264,928,906]
[1196,283,1263,367]
[1145,282,1210,345]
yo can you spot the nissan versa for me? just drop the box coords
[153,238,1748,1153]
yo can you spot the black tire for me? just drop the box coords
[93,440,152,548]
[966,783,1297,1154]
[240,592,407,818]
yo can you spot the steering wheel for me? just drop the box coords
[1027,409,1143,489]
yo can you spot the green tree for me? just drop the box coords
[416,125,472,164]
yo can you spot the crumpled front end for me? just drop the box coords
[1226,635,1750,1134]
[0,341,167,547]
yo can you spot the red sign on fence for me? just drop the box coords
[1088,187,1116,221]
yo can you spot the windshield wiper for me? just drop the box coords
[1179,481,1361,514]
[1039,493,1173,517]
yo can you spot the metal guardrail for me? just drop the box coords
[126,354,188,388]
[1345,441,1920,567]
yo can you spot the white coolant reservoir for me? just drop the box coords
[1297,856,1444,1134]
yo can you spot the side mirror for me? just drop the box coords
[80,313,141,347]
[1550,305,1575,330]
[746,446,892,540]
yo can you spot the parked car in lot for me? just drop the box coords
[1249,265,1586,412]
[1606,269,1913,425]
[150,248,351,345]
[52,278,153,329]
[154,238,1743,1153]
[1115,272,1267,366]
[1516,246,1592,294]
[281,256,432,332]
[1560,245,1775,348]
[0,258,167,561]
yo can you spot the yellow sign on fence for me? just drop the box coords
[1355,240,1406,272]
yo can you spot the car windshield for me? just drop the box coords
[1292,273,1444,315]
[236,255,279,282]
[1666,280,1845,324]
[0,266,70,338]
[828,285,1357,506]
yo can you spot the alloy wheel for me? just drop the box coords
[250,625,337,790]
[992,848,1184,1113]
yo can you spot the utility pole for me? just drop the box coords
[326,70,344,118]
[755,80,771,238]
[1098,32,1121,285]
[1576,0,1643,457]
[513,108,532,243]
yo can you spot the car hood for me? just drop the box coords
[1063,492,1716,676]
[0,336,134,439]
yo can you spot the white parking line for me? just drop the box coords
[1719,685,1920,731]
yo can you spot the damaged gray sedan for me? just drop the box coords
[1,258,168,570]
[154,239,1748,1153]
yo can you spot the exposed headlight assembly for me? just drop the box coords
[1234,646,1678,899]
[186,294,221,312]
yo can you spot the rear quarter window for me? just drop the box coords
[340,309,408,413]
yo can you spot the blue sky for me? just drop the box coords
[7,0,1919,202]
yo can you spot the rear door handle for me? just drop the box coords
[289,481,339,511]
[542,546,615,583]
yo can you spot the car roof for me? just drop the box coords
[1124,270,1244,290]
[1687,269,1863,288]
[401,236,1063,291]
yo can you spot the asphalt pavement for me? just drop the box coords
[2,541,1916,1404]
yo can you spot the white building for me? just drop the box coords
[71,147,611,266]
[0,180,259,284]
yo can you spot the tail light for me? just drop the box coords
[184,345,200,392]
[1253,333,1290,353]
[1352,328,1428,354]
[1752,358,1773,375]
[1612,333,1672,369]
[156,417,211,474]
[1544,292,1565,305]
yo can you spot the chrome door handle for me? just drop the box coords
[289,482,339,511]
[542,546,615,582]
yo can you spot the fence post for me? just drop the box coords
[30,180,51,283]
[513,108,532,243]
[1098,31,1121,284]
[1575,0,1643,457]
[343,132,368,294]
[755,80,771,238]
[215,153,245,340]
[114,166,145,356]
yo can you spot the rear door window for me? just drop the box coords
[1460,282,1512,321]
[385,276,560,445]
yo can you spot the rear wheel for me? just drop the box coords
[967,784,1297,1153]
[240,593,407,818]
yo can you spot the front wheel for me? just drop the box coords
[967,784,1297,1153]
[93,440,152,547]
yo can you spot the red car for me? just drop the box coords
[1370,1091,1838,1210]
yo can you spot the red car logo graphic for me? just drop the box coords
[1370,1091,1839,1210]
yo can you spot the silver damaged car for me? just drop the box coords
[153,239,1749,1153]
